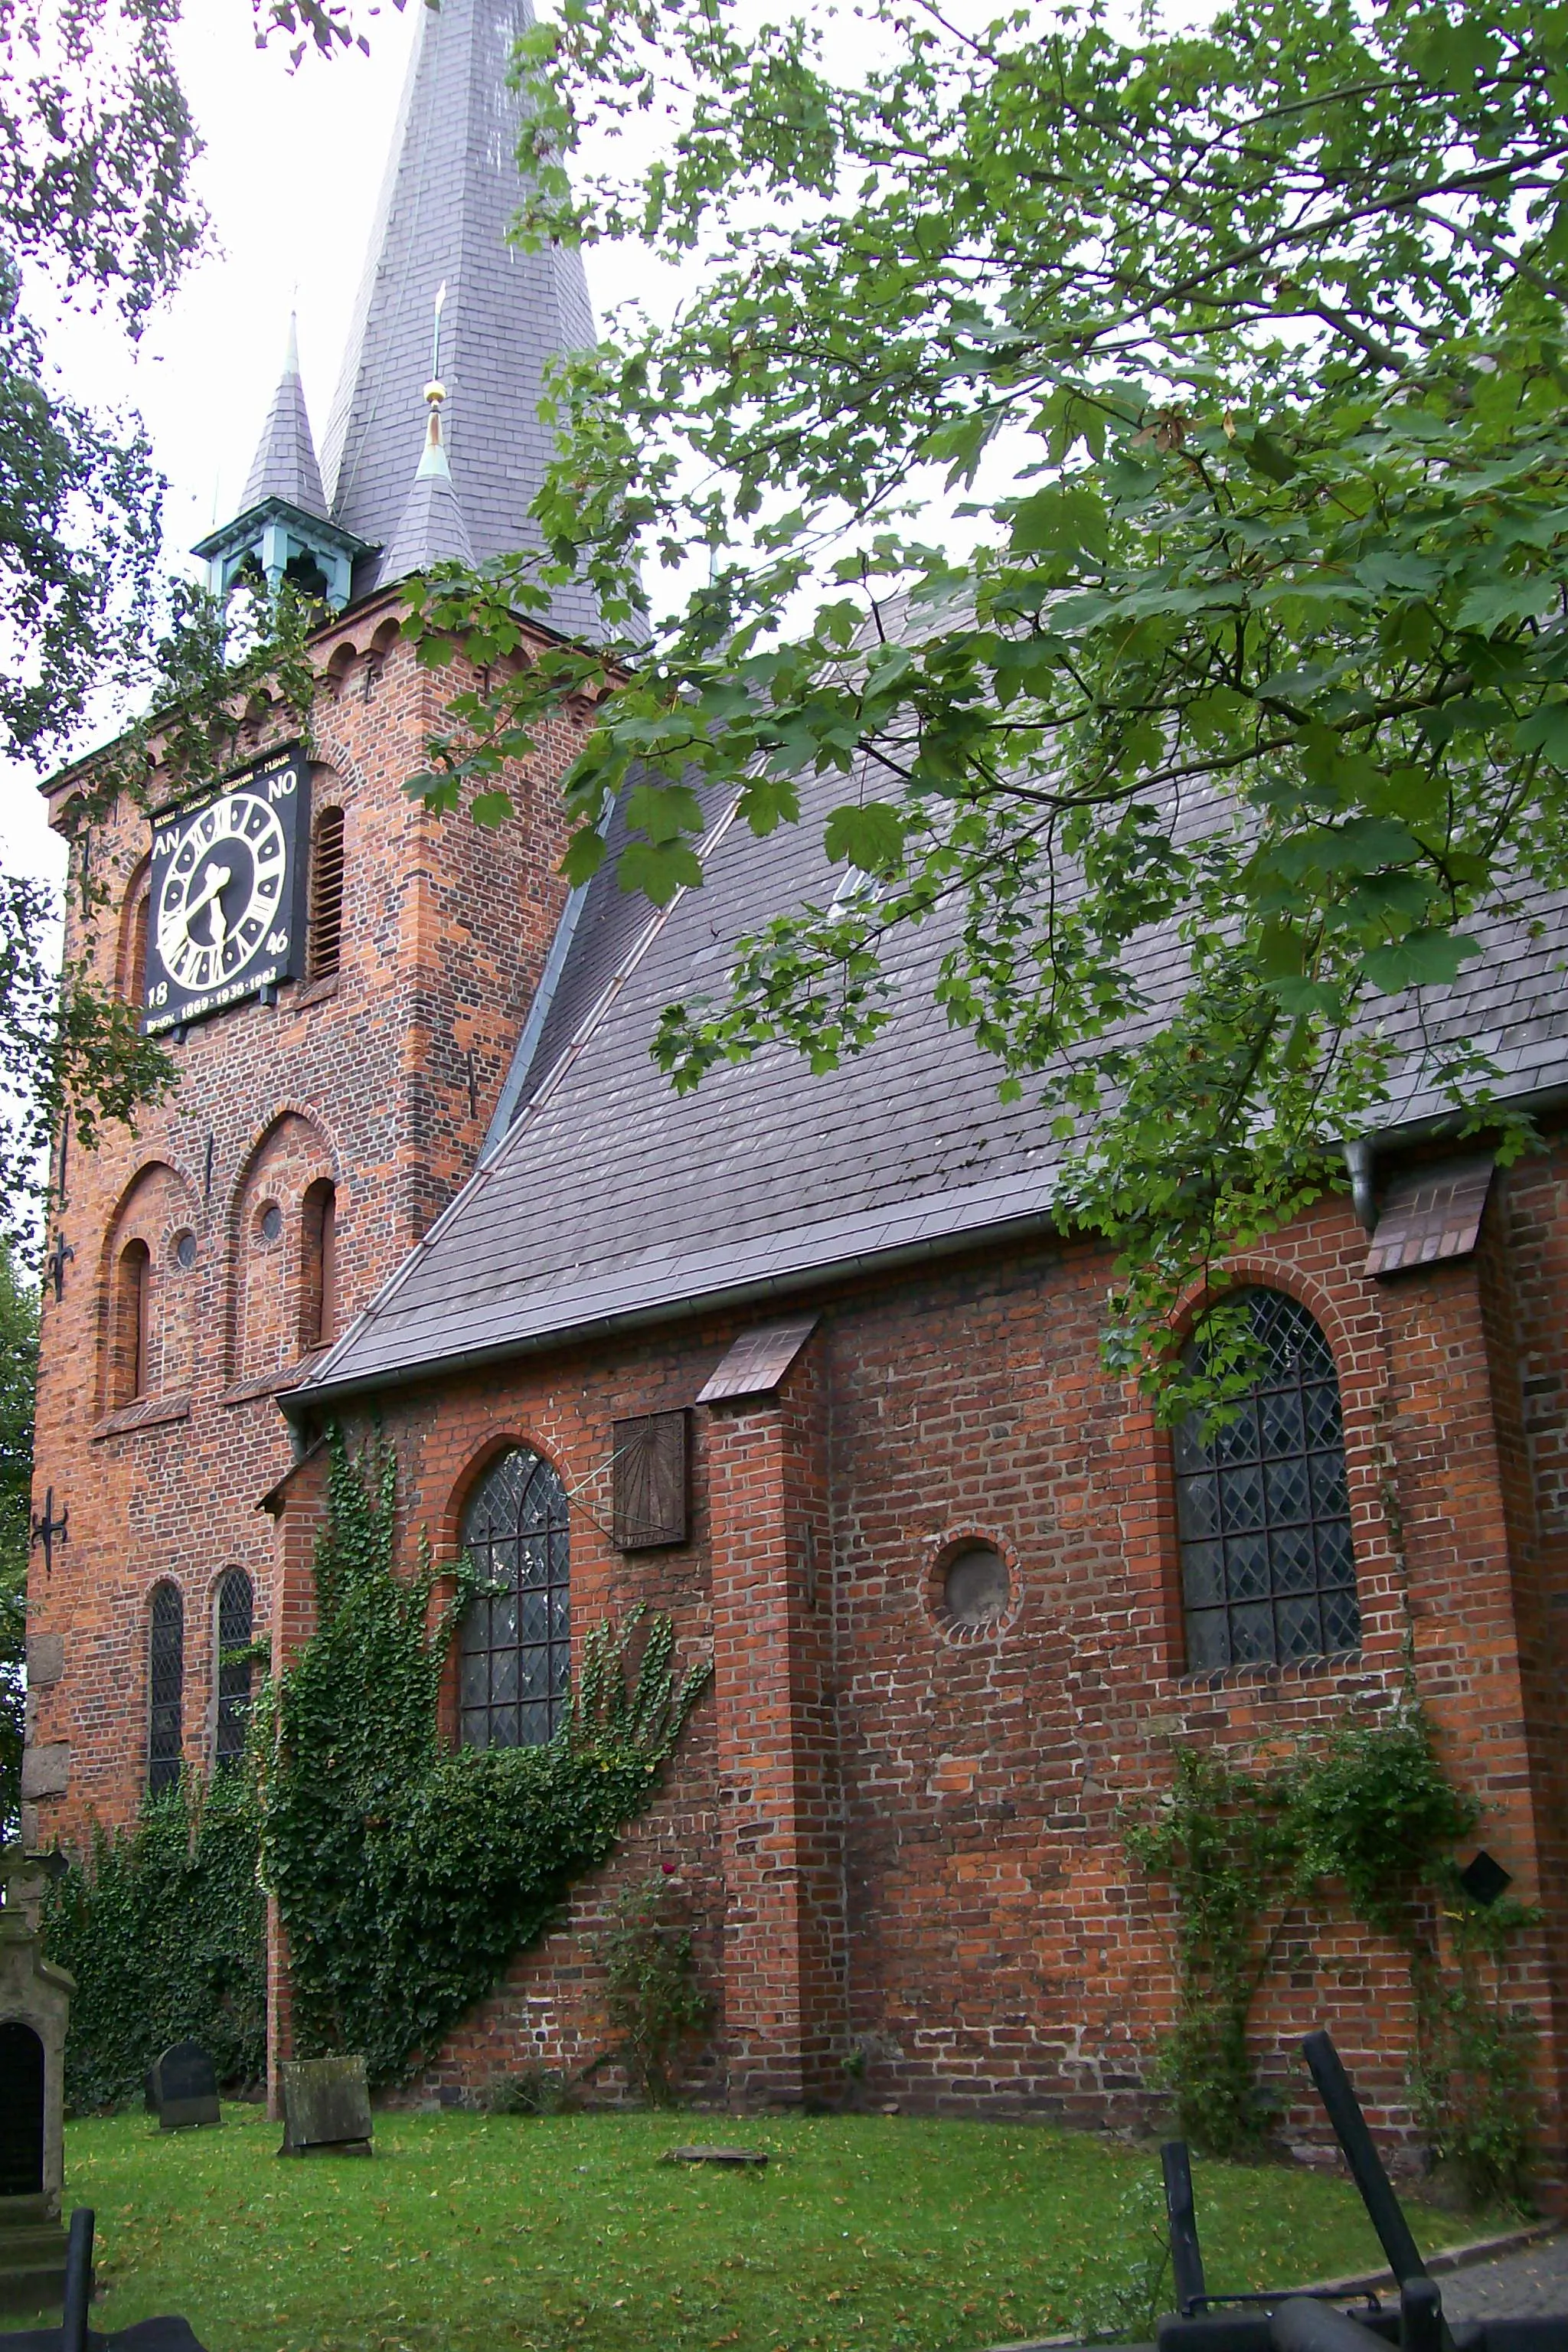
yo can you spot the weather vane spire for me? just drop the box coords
[417,280,453,480]
[430,279,447,396]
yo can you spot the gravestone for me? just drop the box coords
[278,2056,373,2158]
[149,2043,220,2132]
[0,1847,74,2311]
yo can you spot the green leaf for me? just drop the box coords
[1514,703,1568,764]
[823,800,907,874]
[625,781,705,844]
[616,840,705,905]
[1007,482,1109,561]
[1455,577,1557,635]
[1238,433,1298,484]
[1362,931,1482,992]
[561,824,610,887]
[403,771,462,815]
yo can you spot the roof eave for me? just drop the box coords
[279,1070,1568,1424]
[278,1194,1069,1423]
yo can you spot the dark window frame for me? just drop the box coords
[148,1580,185,1794]
[457,1447,570,1750]
[214,1568,255,1769]
[1174,1287,1361,1673]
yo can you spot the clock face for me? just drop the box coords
[143,747,309,1034]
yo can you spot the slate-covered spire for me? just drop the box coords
[240,315,328,518]
[192,315,371,609]
[381,371,476,578]
[322,0,597,632]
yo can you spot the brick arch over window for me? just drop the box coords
[456,1446,571,1750]
[101,1161,200,1408]
[148,1579,185,1794]
[227,1110,338,1383]
[1173,1287,1360,1672]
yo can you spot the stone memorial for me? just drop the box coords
[0,1847,74,2311]
[149,2043,220,2133]
[278,2056,373,2158]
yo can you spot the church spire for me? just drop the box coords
[320,0,597,631]
[380,286,477,578]
[240,314,328,519]
[192,315,370,609]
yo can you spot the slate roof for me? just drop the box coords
[381,407,476,576]
[293,769,1568,1407]
[240,318,328,518]
[319,0,598,632]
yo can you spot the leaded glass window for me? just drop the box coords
[458,1448,570,1749]
[1174,1289,1360,1672]
[215,1569,254,1768]
[148,1581,184,1794]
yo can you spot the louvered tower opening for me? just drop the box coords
[309,806,345,978]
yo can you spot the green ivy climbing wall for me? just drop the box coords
[44,1769,266,2113]
[1125,1706,1539,2198]
[255,1429,712,2086]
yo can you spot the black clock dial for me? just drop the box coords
[143,748,309,1034]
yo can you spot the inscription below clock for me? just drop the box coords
[143,747,309,1035]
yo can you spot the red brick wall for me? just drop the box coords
[260,1173,1566,2180]
[29,594,1568,2176]
[25,589,586,1847]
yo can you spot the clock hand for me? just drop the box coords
[178,864,233,943]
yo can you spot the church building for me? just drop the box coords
[21,0,1568,2180]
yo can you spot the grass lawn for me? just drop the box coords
[24,2109,1502,2352]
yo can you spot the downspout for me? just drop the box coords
[1343,1136,1377,1234]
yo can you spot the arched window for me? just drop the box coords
[1174,1288,1359,1672]
[457,1448,570,1749]
[301,1179,337,1350]
[114,1239,152,1403]
[308,805,345,979]
[148,1581,185,1794]
[214,1569,255,1767]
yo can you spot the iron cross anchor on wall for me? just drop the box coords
[44,1229,74,1302]
[31,1488,68,1576]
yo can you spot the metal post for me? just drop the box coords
[1401,2278,1443,2352]
[1161,2141,1207,2316]
[61,2206,94,2352]
[1300,2032,1427,2287]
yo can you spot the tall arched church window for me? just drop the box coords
[1174,1288,1360,1672]
[114,1239,152,1403]
[301,1180,337,1350]
[148,1581,185,1794]
[214,1569,255,1767]
[308,805,345,979]
[458,1449,570,1749]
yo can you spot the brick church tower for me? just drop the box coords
[21,0,593,1846]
